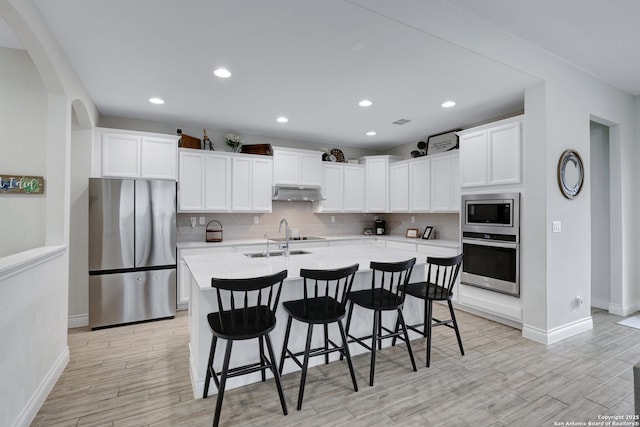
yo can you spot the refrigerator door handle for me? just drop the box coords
[135,180,152,267]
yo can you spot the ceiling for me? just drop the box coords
[2,1,638,150]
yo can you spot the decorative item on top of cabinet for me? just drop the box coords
[202,129,214,150]
[224,133,243,153]
[177,129,201,149]
[205,220,223,242]
[240,144,273,155]
[426,129,460,155]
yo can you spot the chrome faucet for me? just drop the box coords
[264,233,271,258]
[278,218,290,257]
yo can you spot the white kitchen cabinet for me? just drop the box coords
[431,153,458,211]
[459,116,522,188]
[272,146,322,187]
[97,128,178,180]
[362,155,401,213]
[408,157,431,212]
[231,155,273,212]
[317,163,365,213]
[389,161,410,212]
[178,150,231,212]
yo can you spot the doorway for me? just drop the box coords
[590,121,610,310]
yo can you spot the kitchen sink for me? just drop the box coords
[244,250,312,258]
[268,236,325,242]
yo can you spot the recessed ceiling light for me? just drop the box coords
[149,97,164,105]
[366,131,376,136]
[441,100,456,108]
[358,99,373,107]
[213,68,232,78]
[276,116,288,123]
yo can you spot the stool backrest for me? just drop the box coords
[426,254,463,298]
[210,270,287,334]
[369,258,416,305]
[299,263,359,316]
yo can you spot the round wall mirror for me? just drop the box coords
[557,149,584,199]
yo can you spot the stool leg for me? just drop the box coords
[264,333,288,416]
[203,336,218,398]
[324,323,329,365]
[397,308,417,372]
[369,309,379,386]
[377,311,382,350]
[338,319,358,393]
[297,323,314,410]
[391,315,400,346]
[212,340,233,427]
[259,336,266,382]
[425,299,433,367]
[279,315,293,374]
[448,300,464,356]
[341,302,355,362]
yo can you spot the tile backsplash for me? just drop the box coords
[177,201,459,242]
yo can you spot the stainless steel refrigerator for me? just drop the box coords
[88,178,176,329]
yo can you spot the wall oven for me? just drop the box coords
[461,193,520,297]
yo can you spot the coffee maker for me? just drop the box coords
[375,219,385,235]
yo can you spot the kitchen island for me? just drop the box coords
[184,245,429,398]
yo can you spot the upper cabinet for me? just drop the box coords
[389,161,410,212]
[362,155,401,213]
[95,128,178,180]
[315,163,365,213]
[272,146,322,187]
[430,153,459,211]
[459,115,522,188]
[231,155,273,212]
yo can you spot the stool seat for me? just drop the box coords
[403,282,452,301]
[282,297,345,324]
[207,306,276,340]
[348,288,403,311]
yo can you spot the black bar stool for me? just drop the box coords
[394,254,464,367]
[279,264,359,410]
[203,270,288,427]
[344,258,417,386]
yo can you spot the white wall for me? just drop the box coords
[0,47,47,257]
[590,122,610,310]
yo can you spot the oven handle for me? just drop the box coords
[462,238,518,249]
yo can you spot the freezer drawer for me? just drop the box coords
[89,268,176,329]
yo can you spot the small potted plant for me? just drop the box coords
[224,133,243,153]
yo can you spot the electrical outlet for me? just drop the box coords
[190,217,196,228]
[199,216,205,225]
[552,221,562,233]
[254,216,259,224]
[411,216,415,224]
[331,216,335,223]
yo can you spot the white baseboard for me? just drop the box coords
[609,302,639,317]
[68,313,88,328]
[522,316,593,345]
[14,346,69,427]
[591,297,609,311]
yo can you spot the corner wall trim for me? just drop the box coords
[13,346,69,427]
[609,302,639,317]
[522,316,593,345]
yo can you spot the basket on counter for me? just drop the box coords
[205,220,223,242]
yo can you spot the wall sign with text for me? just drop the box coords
[0,175,44,194]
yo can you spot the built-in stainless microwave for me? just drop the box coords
[461,193,520,237]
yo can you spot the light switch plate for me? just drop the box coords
[199,217,205,225]
[552,221,562,233]
[254,216,259,224]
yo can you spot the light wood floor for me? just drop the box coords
[33,306,638,426]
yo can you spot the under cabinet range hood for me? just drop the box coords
[272,186,325,201]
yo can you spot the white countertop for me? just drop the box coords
[183,245,426,289]
[177,235,460,250]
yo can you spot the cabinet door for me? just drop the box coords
[451,154,460,211]
[102,133,141,177]
[231,157,252,211]
[141,136,177,180]
[389,162,409,212]
[365,158,388,212]
[204,154,231,211]
[343,165,365,212]
[488,122,521,185]
[299,152,322,187]
[251,158,273,212]
[178,151,205,211]
[319,164,343,212]
[431,155,453,211]
[409,158,431,212]
[460,131,488,187]
[273,150,299,185]
[177,259,190,309]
